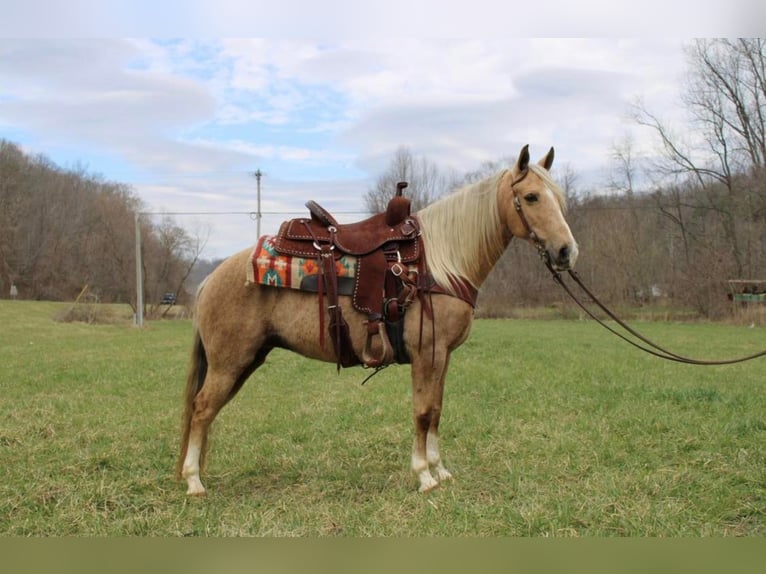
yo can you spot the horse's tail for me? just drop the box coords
[177,281,209,479]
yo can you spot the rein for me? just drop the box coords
[510,174,766,366]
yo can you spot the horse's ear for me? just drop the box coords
[539,146,555,171]
[516,144,530,172]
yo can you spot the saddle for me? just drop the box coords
[273,183,425,369]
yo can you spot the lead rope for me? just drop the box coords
[533,234,766,365]
[510,173,766,366]
[553,266,766,365]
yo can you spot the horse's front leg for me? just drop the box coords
[410,352,453,492]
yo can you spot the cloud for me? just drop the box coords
[0,37,695,257]
[340,62,639,177]
[0,39,233,173]
[0,38,685,182]
[184,137,354,166]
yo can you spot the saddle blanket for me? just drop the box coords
[246,235,356,290]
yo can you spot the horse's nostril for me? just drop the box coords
[558,246,569,262]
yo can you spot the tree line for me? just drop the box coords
[3,39,763,321]
[0,139,203,315]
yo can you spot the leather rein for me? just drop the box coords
[510,173,766,366]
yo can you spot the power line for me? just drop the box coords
[139,211,254,216]
[137,210,371,216]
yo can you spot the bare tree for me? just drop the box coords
[144,217,209,317]
[607,134,640,197]
[684,39,766,176]
[631,40,766,185]
[557,162,580,199]
[0,141,27,295]
[364,146,458,213]
[90,184,143,306]
[460,157,513,185]
[631,38,766,279]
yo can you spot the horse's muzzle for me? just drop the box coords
[549,243,578,271]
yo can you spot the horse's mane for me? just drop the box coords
[416,171,507,296]
[416,164,566,297]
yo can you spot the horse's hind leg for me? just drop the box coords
[181,342,270,496]
[181,368,237,495]
[410,352,453,493]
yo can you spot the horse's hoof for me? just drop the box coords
[417,471,440,493]
[419,481,440,494]
[185,476,207,496]
[435,467,453,482]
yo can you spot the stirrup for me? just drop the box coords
[362,320,394,368]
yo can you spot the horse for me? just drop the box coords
[178,145,579,494]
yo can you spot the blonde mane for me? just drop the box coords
[416,171,507,295]
[416,164,566,296]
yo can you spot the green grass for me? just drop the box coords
[1,300,765,536]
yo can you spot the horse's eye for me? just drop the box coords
[524,193,539,204]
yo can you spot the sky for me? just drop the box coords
[0,2,762,258]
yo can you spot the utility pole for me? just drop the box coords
[254,169,263,237]
[134,211,144,327]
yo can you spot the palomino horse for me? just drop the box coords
[178,145,578,494]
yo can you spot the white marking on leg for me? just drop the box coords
[427,431,453,482]
[412,437,439,492]
[182,443,206,495]
[426,431,440,465]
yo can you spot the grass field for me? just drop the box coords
[1,300,765,536]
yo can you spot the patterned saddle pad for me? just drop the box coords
[247,235,357,292]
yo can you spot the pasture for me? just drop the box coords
[1,300,765,536]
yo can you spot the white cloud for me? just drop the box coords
[185,137,354,164]
[0,37,698,257]
[0,40,224,170]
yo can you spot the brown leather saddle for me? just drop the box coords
[273,183,426,370]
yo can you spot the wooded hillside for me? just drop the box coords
[0,140,201,313]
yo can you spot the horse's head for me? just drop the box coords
[499,145,579,271]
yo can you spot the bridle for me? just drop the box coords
[511,169,549,263]
[510,170,766,366]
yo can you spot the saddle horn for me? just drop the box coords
[386,181,411,226]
